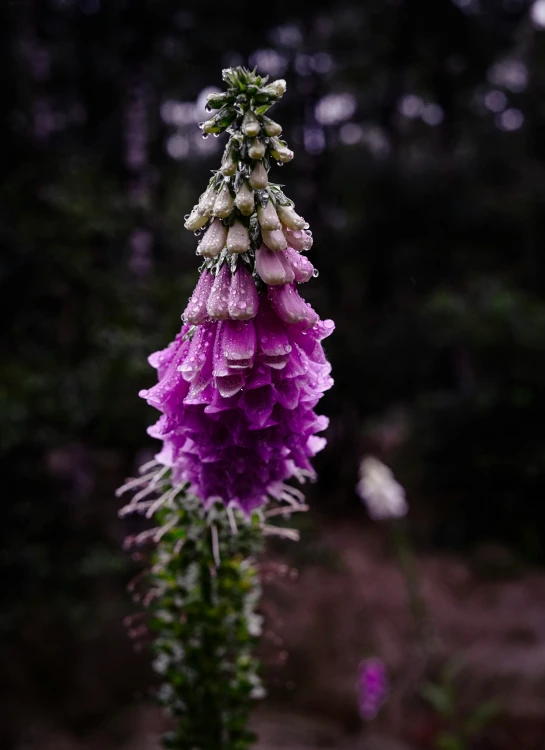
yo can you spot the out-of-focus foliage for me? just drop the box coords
[2,0,545,737]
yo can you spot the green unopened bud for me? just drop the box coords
[241,110,261,137]
[249,161,268,190]
[184,205,209,231]
[276,204,306,231]
[235,181,255,216]
[226,220,250,254]
[261,227,287,252]
[262,116,282,137]
[270,137,294,163]
[202,106,236,134]
[213,182,235,218]
[257,200,281,231]
[206,91,229,110]
[198,218,227,257]
[248,138,266,160]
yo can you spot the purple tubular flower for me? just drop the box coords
[357,659,388,721]
[207,263,231,320]
[228,265,259,320]
[141,295,334,512]
[285,247,314,283]
[182,270,214,324]
[255,244,293,285]
[268,283,318,329]
[283,227,313,252]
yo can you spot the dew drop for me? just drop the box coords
[303,222,310,230]
[202,133,209,140]
[285,344,292,353]
[213,133,220,138]
[261,336,269,344]
[312,269,319,278]
[184,213,190,220]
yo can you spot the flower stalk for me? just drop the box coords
[120,66,334,749]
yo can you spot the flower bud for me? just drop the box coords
[226,220,250,254]
[261,227,287,252]
[285,247,314,283]
[220,141,238,176]
[268,283,318,328]
[198,182,218,216]
[268,79,286,97]
[228,265,259,320]
[212,182,235,218]
[249,161,268,189]
[283,227,313,252]
[270,137,294,163]
[248,138,266,160]
[241,110,261,137]
[182,271,214,324]
[277,204,306,230]
[198,219,227,257]
[184,205,209,231]
[257,200,281,231]
[255,245,293,285]
[235,181,255,216]
[207,264,231,320]
[262,116,282,137]
[205,91,229,110]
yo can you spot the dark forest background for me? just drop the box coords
[2,0,545,746]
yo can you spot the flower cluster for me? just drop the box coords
[140,67,334,512]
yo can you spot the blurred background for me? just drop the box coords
[2,0,545,748]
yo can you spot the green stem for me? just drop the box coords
[146,493,263,750]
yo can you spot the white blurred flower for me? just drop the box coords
[356,457,408,520]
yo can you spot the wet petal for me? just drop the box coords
[228,265,259,319]
[182,271,214,324]
[207,264,231,320]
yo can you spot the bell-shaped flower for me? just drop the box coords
[222,319,256,370]
[268,283,318,328]
[228,265,258,320]
[207,264,231,320]
[182,271,214,324]
[285,247,314,283]
[255,245,293,285]
[283,226,313,252]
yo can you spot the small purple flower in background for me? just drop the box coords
[357,658,388,720]
[356,456,408,520]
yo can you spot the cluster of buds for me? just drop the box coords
[182,67,315,324]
